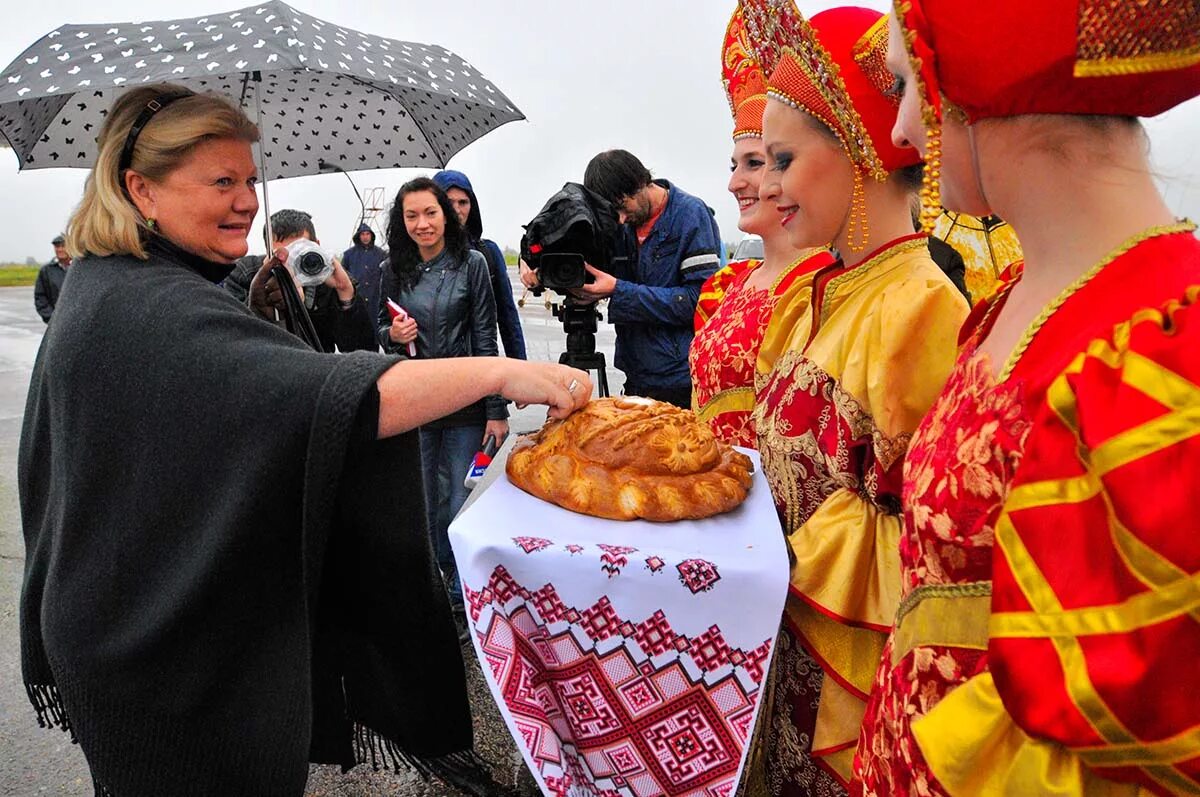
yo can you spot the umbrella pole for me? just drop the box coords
[250,71,274,249]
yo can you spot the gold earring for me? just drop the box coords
[919,117,943,233]
[846,168,870,253]
[146,218,157,230]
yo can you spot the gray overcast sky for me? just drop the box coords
[1,0,1197,262]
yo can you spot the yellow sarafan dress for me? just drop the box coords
[753,233,969,786]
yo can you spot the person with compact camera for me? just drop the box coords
[226,208,376,353]
[521,150,723,408]
[377,176,508,619]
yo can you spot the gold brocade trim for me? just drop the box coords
[1076,49,1200,77]
[770,248,825,293]
[1074,0,1200,78]
[852,14,894,101]
[891,582,991,667]
[696,386,755,424]
[998,221,1197,382]
[895,580,992,625]
[820,236,929,325]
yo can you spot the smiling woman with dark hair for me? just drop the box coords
[378,176,508,623]
[19,83,588,796]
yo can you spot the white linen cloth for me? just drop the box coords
[450,450,788,797]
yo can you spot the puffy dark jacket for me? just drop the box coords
[377,248,507,427]
[431,170,527,359]
[341,224,387,318]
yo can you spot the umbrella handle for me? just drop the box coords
[269,264,324,351]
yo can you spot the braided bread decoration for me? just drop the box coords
[506,397,754,521]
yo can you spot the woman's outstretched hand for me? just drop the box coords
[375,358,592,439]
[497,360,592,420]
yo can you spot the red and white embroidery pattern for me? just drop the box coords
[598,543,639,578]
[464,566,772,797]
[514,536,555,554]
[676,559,721,594]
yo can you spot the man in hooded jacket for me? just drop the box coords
[341,223,387,319]
[432,170,527,360]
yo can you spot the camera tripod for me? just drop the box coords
[553,298,610,398]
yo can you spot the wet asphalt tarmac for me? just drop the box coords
[0,280,622,796]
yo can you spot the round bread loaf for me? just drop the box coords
[506,396,754,521]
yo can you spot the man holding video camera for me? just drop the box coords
[522,150,721,408]
[225,208,376,353]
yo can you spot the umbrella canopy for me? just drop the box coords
[931,211,1023,302]
[0,0,524,178]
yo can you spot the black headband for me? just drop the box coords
[117,93,187,174]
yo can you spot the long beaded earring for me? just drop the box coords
[919,116,943,233]
[846,167,870,252]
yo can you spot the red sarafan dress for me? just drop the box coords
[689,250,831,447]
[854,223,1200,796]
[695,258,759,331]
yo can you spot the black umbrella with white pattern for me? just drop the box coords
[0,0,525,177]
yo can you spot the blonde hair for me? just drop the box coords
[66,83,259,260]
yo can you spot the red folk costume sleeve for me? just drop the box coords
[914,286,1200,796]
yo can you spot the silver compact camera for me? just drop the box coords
[284,238,336,286]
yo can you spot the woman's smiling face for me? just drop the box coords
[760,100,855,250]
[728,136,772,236]
[129,137,259,263]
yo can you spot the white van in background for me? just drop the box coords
[732,235,764,262]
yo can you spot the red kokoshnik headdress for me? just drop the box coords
[741,2,921,181]
[723,7,768,140]
[894,0,1200,228]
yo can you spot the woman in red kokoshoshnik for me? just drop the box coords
[855,1,1200,794]
[689,7,833,449]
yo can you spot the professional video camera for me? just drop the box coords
[520,182,632,397]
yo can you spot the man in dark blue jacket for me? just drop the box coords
[572,150,721,408]
[432,170,527,360]
[340,223,387,319]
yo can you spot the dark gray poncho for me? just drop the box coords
[19,237,477,796]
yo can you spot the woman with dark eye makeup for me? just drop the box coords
[736,2,970,792]
[687,8,833,450]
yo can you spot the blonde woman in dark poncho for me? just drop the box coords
[18,83,590,797]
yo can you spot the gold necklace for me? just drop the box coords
[998,220,1197,381]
